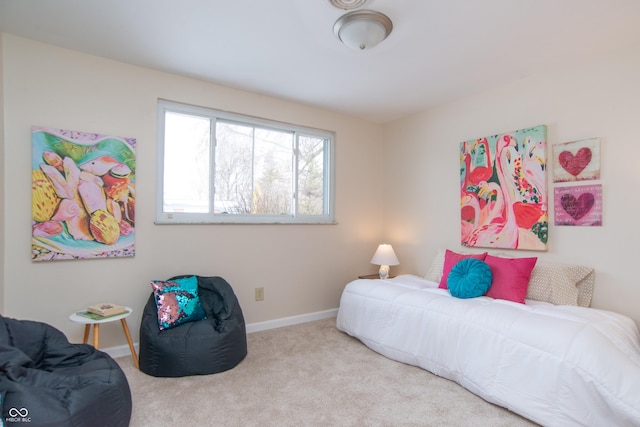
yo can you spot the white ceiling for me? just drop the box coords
[1,0,640,123]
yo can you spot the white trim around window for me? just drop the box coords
[156,100,336,224]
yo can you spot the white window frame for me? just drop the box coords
[156,100,336,224]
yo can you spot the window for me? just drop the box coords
[156,100,335,224]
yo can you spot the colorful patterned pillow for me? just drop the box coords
[151,276,206,330]
[526,261,594,307]
[447,258,493,299]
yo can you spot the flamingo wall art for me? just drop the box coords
[32,126,136,261]
[460,125,548,251]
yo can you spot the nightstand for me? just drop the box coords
[358,274,396,279]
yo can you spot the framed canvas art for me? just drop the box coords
[554,184,602,226]
[552,138,600,182]
[460,125,547,251]
[32,126,136,261]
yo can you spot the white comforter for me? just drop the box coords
[336,275,640,427]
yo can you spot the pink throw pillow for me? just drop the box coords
[484,255,538,304]
[438,250,488,289]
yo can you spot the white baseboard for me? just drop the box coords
[244,308,338,334]
[104,342,141,359]
[104,308,339,359]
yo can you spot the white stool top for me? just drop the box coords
[69,307,133,324]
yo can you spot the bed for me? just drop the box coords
[336,250,640,426]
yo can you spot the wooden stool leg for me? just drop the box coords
[120,319,139,369]
[83,325,91,344]
[93,324,100,348]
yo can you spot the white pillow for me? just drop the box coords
[424,249,446,283]
[424,248,487,283]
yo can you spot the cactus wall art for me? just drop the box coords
[32,126,135,261]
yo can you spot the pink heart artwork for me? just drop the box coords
[558,148,592,177]
[560,193,594,220]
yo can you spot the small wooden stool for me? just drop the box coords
[69,307,139,369]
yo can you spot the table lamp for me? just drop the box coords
[370,244,399,279]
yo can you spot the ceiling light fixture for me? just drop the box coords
[329,0,367,10]
[334,10,393,51]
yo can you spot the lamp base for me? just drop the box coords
[378,265,390,280]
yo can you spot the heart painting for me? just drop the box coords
[552,138,600,183]
[559,147,592,177]
[554,184,602,226]
[560,193,594,220]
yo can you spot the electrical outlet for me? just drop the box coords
[255,287,264,301]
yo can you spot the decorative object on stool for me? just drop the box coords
[139,275,247,377]
[87,303,126,317]
[0,315,132,427]
[370,244,399,279]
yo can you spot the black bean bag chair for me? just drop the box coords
[139,275,247,377]
[0,315,132,427]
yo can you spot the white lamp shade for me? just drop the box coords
[370,244,399,266]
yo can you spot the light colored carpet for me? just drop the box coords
[117,318,537,426]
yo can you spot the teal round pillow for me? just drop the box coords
[447,258,493,299]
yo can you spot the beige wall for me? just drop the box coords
[3,32,639,346]
[1,34,384,346]
[383,43,640,326]
[0,33,4,312]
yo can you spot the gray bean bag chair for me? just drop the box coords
[0,315,132,427]
[139,275,247,377]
